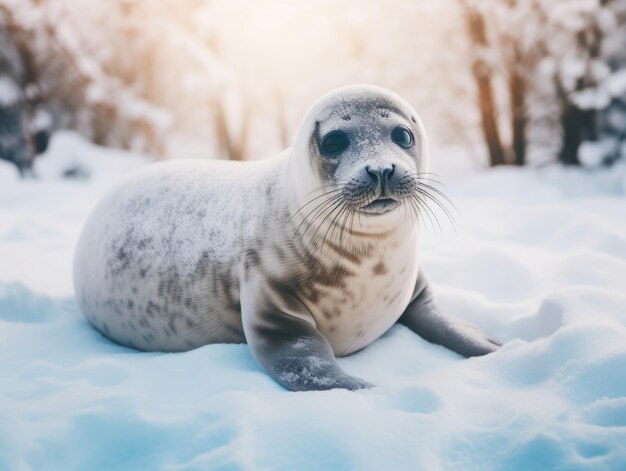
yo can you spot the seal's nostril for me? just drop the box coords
[365,165,395,185]
[382,165,395,182]
[365,166,378,183]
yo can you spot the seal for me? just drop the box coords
[73,84,500,391]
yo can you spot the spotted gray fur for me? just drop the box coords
[74,84,500,392]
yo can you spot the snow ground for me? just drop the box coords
[1,132,626,470]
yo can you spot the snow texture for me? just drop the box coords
[2,135,626,469]
[0,76,20,107]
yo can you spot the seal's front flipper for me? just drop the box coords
[248,317,372,391]
[398,272,500,357]
[241,282,372,391]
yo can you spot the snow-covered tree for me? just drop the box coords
[460,0,626,167]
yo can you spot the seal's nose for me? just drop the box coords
[365,164,395,187]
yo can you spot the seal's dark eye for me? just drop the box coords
[320,130,349,157]
[391,126,413,148]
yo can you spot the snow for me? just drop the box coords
[578,140,614,167]
[571,87,611,110]
[574,68,626,112]
[607,69,626,98]
[2,139,626,469]
[0,76,20,107]
[34,131,150,181]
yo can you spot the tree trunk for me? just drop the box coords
[213,98,249,161]
[508,49,526,166]
[459,0,505,167]
[230,105,250,161]
[274,88,290,149]
[213,99,231,159]
[556,15,605,165]
[558,98,596,165]
[0,4,41,175]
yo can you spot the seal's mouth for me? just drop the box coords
[359,197,400,215]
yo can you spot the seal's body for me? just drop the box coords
[74,85,500,391]
[75,157,417,356]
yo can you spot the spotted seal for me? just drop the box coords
[73,84,500,391]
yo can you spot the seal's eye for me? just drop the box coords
[320,130,349,157]
[391,126,413,148]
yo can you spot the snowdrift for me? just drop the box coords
[1,135,626,470]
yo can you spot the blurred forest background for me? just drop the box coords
[1,0,626,177]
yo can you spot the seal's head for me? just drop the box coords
[290,84,429,230]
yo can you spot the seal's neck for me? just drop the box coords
[286,195,418,263]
